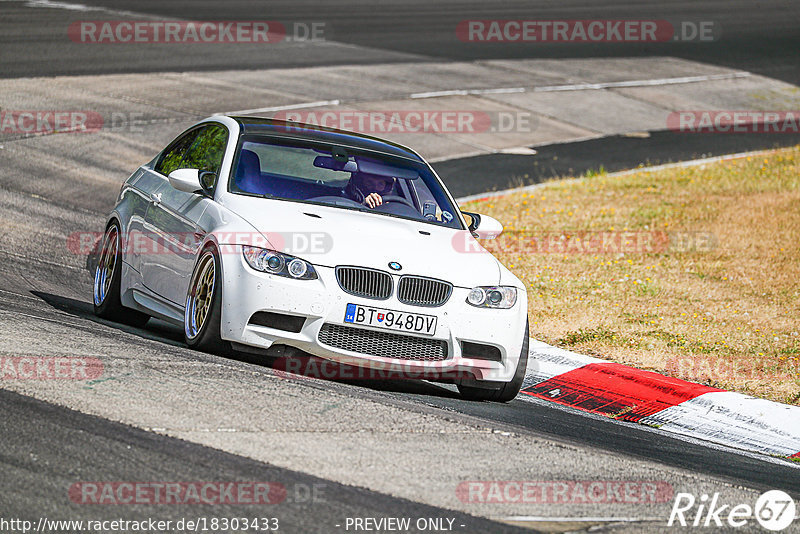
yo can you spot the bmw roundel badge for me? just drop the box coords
[388,261,402,271]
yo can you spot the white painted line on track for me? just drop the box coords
[0,0,98,10]
[1,0,166,20]
[427,150,491,164]
[503,516,662,522]
[530,72,751,92]
[410,87,526,99]
[411,72,750,99]
[222,100,342,117]
[221,71,753,129]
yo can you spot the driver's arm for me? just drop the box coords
[364,193,383,209]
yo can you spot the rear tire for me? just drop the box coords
[93,222,150,328]
[184,247,230,354]
[458,318,529,402]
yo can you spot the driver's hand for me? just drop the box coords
[364,193,383,209]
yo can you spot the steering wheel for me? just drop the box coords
[380,195,416,210]
[307,196,364,208]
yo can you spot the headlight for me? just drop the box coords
[242,246,317,280]
[466,286,517,309]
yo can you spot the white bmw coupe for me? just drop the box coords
[93,116,529,401]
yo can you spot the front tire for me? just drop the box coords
[93,222,149,327]
[458,318,529,402]
[184,247,229,353]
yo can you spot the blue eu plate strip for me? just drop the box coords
[344,303,356,323]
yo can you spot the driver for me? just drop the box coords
[343,171,396,209]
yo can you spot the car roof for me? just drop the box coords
[230,116,424,162]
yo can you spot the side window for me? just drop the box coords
[181,124,229,189]
[155,128,200,177]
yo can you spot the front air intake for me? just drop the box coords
[248,311,305,333]
[318,323,448,361]
[460,340,502,362]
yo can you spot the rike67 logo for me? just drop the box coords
[668,490,796,531]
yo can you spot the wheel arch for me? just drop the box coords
[193,237,225,311]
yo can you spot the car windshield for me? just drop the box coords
[228,136,462,229]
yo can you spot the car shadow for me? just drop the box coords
[30,291,461,400]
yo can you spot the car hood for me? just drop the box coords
[220,195,507,288]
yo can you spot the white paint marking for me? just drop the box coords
[427,150,491,163]
[2,0,95,10]
[503,516,662,522]
[499,146,538,155]
[221,99,341,116]
[531,72,750,92]
[411,87,525,99]
[3,0,163,19]
[411,72,750,99]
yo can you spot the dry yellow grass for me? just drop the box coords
[461,146,800,404]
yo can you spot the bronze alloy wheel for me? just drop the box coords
[185,251,216,340]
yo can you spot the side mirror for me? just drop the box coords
[168,168,214,195]
[462,211,503,239]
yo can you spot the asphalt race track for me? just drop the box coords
[437,129,800,197]
[3,0,800,87]
[1,1,799,532]
[0,388,524,533]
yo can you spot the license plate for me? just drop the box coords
[344,303,437,336]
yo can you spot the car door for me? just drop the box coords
[143,123,228,305]
[119,167,159,278]
[137,126,200,298]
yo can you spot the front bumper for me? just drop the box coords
[219,248,528,382]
